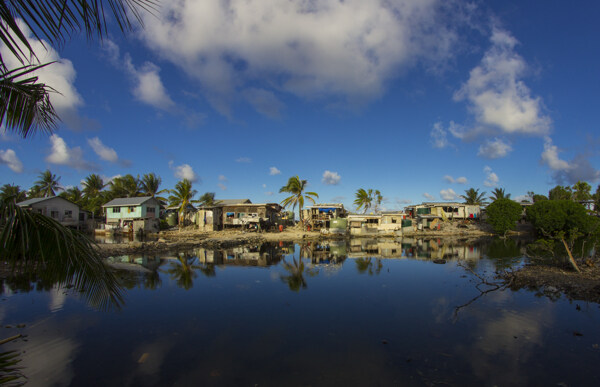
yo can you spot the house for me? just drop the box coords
[17,196,91,229]
[348,213,382,236]
[102,196,161,232]
[406,202,481,221]
[197,199,283,231]
[302,203,348,231]
[379,211,409,233]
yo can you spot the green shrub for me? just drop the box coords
[526,200,597,237]
[485,198,523,235]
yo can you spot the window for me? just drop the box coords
[64,210,72,217]
[128,206,136,212]
[113,207,121,213]
[50,211,59,218]
[391,218,397,224]
[147,207,155,213]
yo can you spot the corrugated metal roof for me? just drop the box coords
[216,199,252,205]
[102,196,156,207]
[17,197,59,206]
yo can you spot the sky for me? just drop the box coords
[1,0,600,213]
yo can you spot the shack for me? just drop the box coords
[17,196,91,229]
[348,214,381,236]
[302,203,348,231]
[102,196,161,232]
[406,202,481,221]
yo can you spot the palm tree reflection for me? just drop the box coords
[280,257,318,292]
[355,257,383,275]
[164,254,200,290]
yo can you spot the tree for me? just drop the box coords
[141,173,168,203]
[279,176,319,226]
[197,192,219,207]
[82,174,106,216]
[168,179,197,228]
[489,188,511,202]
[485,198,522,235]
[595,184,600,212]
[59,186,84,205]
[533,194,548,203]
[34,169,62,197]
[548,185,572,201]
[572,181,592,202]
[1,1,154,138]
[354,188,383,213]
[0,184,27,203]
[460,188,486,205]
[109,174,141,198]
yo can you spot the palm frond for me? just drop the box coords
[0,198,123,310]
[0,64,58,138]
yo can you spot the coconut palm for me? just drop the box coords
[0,184,27,203]
[279,176,319,226]
[197,192,220,207]
[34,169,62,197]
[164,254,200,290]
[82,174,106,198]
[141,173,168,202]
[1,1,155,138]
[168,179,198,227]
[354,188,383,213]
[60,186,84,205]
[109,174,141,198]
[460,188,487,205]
[489,188,511,202]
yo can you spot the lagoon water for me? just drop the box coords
[1,238,599,386]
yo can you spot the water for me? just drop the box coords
[1,238,599,386]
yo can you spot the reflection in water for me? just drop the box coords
[3,237,599,385]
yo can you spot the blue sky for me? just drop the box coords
[1,0,599,212]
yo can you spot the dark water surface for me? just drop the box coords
[1,238,599,386]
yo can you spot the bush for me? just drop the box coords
[485,198,523,235]
[526,200,597,237]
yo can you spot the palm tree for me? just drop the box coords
[197,192,220,207]
[109,174,141,198]
[60,186,84,205]
[164,254,200,290]
[279,176,319,227]
[0,184,27,203]
[489,188,511,202]
[141,173,168,202]
[82,174,106,198]
[460,188,487,205]
[1,1,154,138]
[168,179,198,228]
[354,188,383,213]
[34,170,62,197]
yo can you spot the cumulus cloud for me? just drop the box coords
[0,20,89,130]
[265,191,274,196]
[541,137,600,184]
[139,0,465,115]
[218,175,227,182]
[423,192,435,200]
[483,166,499,187]
[87,137,120,163]
[431,122,450,149]
[104,40,174,110]
[478,138,512,159]
[169,161,199,182]
[218,183,227,190]
[322,170,341,185]
[453,28,551,137]
[236,157,252,163]
[0,149,24,173]
[243,88,285,118]
[269,166,281,175]
[440,188,459,201]
[46,135,97,170]
[444,175,468,184]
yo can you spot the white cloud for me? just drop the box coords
[265,191,274,196]
[139,0,464,115]
[218,175,227,181]
[262,184,267,188]
[1,20,88,130]
[269,166,281,175]
[431,122,450,149]
[218,183,227,190]
[322,170,341,185]
[440,188,458,200]
[243,88,285,118]
[454,28,551,137]
[0,149,24,173]
[105,40,174,110]
[483,166,499,187]
[87,137,118,163]
[444,175,468,184]
[541,137,600,184]
[46,135,96,170]
[236,157,252,163]
[423,192,435,200]
[478,138,512,159]
[169,161,199,182]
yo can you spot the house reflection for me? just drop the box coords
[194,243,287,267]
[300,241,348,265]
[347,238,483,262]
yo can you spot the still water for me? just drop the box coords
[1,238,599,386]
